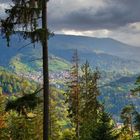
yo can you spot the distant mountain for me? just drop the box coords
[48,34,140,62]
[1,34,140,73]
[48,34,140,72]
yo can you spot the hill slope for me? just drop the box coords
[1,34,140,119]
[49,34,140,61]
[1,34,140,73]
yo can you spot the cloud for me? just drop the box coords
[48,0,140,46]
[56,21,140,46]
[48,0,140,31]
[0,1,11,18]
[48,0,106,30]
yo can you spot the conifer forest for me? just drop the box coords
[0,0,140,140]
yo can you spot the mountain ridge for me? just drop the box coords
[1,34,140,73]
[49,34,140,62]
[55,34,138,48]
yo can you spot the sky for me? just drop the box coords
[0,0,140,46]
[48,0,140,47]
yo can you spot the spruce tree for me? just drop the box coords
[79,61,101,140]
[66,49,80,139]
[120,104,135,139]
[0,1,50,139]
[91,109,116,140]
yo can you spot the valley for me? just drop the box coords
[1,34,140,119]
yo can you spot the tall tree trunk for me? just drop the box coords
[42,0,49,140]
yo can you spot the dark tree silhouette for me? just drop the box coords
[0,0,50,139]
[5,88,42,117]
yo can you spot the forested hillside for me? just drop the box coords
[1,34,140,117]
[1,34,140,139]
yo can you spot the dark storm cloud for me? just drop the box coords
[2,0,10,3]
[48,0,140,31]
